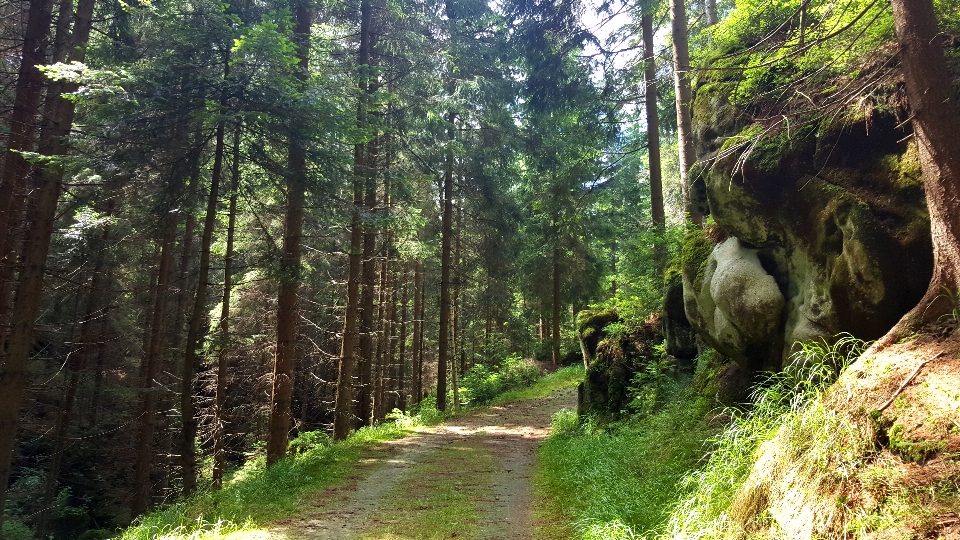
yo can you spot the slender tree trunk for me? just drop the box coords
[374,256,388,421]
[334,0,372,440]
[266,0,311,466]
[36,194,114,538]
[437,112,455,412]
[451,204,462,409]
[705,0,717,26]
[398,265,408,411]
[131,217,178,518]
[551,213,562,365]
[387,265,399,413]
[212,122,241,489]
[643,13,667,274]
[877,1,960,347]
[357,23,381,431]
[417,270,426,404]
[181,80,227,495]
[0,0,95,522]
[670,0,703,225]
[411,261,422,406]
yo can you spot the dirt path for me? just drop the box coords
[270,386,576,539]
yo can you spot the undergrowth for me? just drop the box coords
[536,373,715,539]
[537,335,869,539]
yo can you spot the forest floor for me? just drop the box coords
[266,384,576,539]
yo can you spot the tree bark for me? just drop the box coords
[437,112,455,412]
[0,0,95,522]
[181,79,227,495]
[334,0,372,440]
[131,216,178,518]
[877,0,960,347]
[670,0,703,226]
[411,261,423,406]
[0,0,54,351]
[374,255,388,421]
[212,122,241,489]
[266,0,310,466]
[643,12,667,274]
[552,213,562,365]
[398,265,408,411]
[705,0,717,26]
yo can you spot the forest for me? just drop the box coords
[0,0,959,537]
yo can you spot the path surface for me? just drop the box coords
[270,386,576,539]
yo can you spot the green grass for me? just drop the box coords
[119,362,583,540]
[357,436,496,539]
[492,364,584,404]
[120,415,434,540]
[535,388,715,539]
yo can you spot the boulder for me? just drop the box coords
[683,87,932,372]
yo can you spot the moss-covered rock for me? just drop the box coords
[576,307,620,366]
[684,84,932,372]
[578,316,663,416]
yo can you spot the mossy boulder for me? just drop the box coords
[576,307,620,367]
[684,85,932,372]
[578,316,662,416]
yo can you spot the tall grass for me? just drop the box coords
[537,335,868,540]
[659,334,868,539]
[537,386,715,538]
[120,409,443,540]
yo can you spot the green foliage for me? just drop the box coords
[697,0,895,106]
[659,335,868,539]
[0,520,33,540]
[625,346,676,417]
[537,369,715,539]
[493,364,585,404]
[459,355,542,406]
[287,430,331,456]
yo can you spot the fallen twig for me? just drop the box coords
[877,352,945,412]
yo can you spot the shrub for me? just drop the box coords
[459,355,541,406]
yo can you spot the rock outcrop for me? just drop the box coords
[683,82,933,372]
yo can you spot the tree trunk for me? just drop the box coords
[437,112,455,412]
[266,0,311,466]
[212,121,241,489]
[418,266,426,404]
[387,264,399,413]
[181,78,227,494]
[0,0,54,350]
[877,0,960,347]
[334,0,372,440]
[398,265,408,412]
[670,0,703,226]
[374,256,388,422]
[705,0,717,26]
[451,204,462,409]
[643,13,667,274]
[131,217,178,518]
[0,0,95,522]
[411,261,423,406]
[552,214,562,365]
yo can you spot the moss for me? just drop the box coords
[872,411,946,463]
[888,424,946,463]
[745,124,815,174]
[681,228,714,293]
